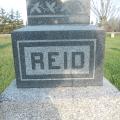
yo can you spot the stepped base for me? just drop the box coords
[0,78,120,120]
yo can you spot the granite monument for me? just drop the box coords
[26,0,90,25]
[12,0,105,88]
[3,1,119,120]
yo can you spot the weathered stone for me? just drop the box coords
[0,79,120,120]
[12,25,105,88]
[26,0,90,25]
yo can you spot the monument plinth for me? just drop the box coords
[11,0,105,88]
[12,25,104,88]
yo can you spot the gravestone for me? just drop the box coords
[11,0,105,88]
[2,1,120,120]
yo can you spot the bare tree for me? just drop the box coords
[15,11,21,21]
[0,8,6,24]
[108,17,120,32]
[9,9,15,21]
[91,0,119,27]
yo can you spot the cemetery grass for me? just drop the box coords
[104,35,120,90]
[0,35,15,93]
[0,34,120,93]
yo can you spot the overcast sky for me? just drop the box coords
[0,0,120,24]
[0,0,27,24]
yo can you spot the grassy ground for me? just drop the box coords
[104,35,120,90]
[0,35,15,93]
[0,34,120,93]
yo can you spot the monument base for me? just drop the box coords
[12,25,105,88]
[0,78,120,120]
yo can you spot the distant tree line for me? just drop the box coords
[0,8,24,34]
[91,0,120,32]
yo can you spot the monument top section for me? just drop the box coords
[26,0,90,25]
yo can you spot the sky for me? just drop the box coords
[0,0,27,24]
[0,0,120,24]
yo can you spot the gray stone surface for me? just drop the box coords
[26,0,90,25]
[11,25,105,88]
[0,78,120,120]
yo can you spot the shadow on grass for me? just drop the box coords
[0,43,11,49]
[110,48,120,52]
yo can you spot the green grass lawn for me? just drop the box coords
[0,35,15,93]
[104,35,120,90]
[0,34,120,93]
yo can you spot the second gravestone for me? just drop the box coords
[12,0,105,88]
